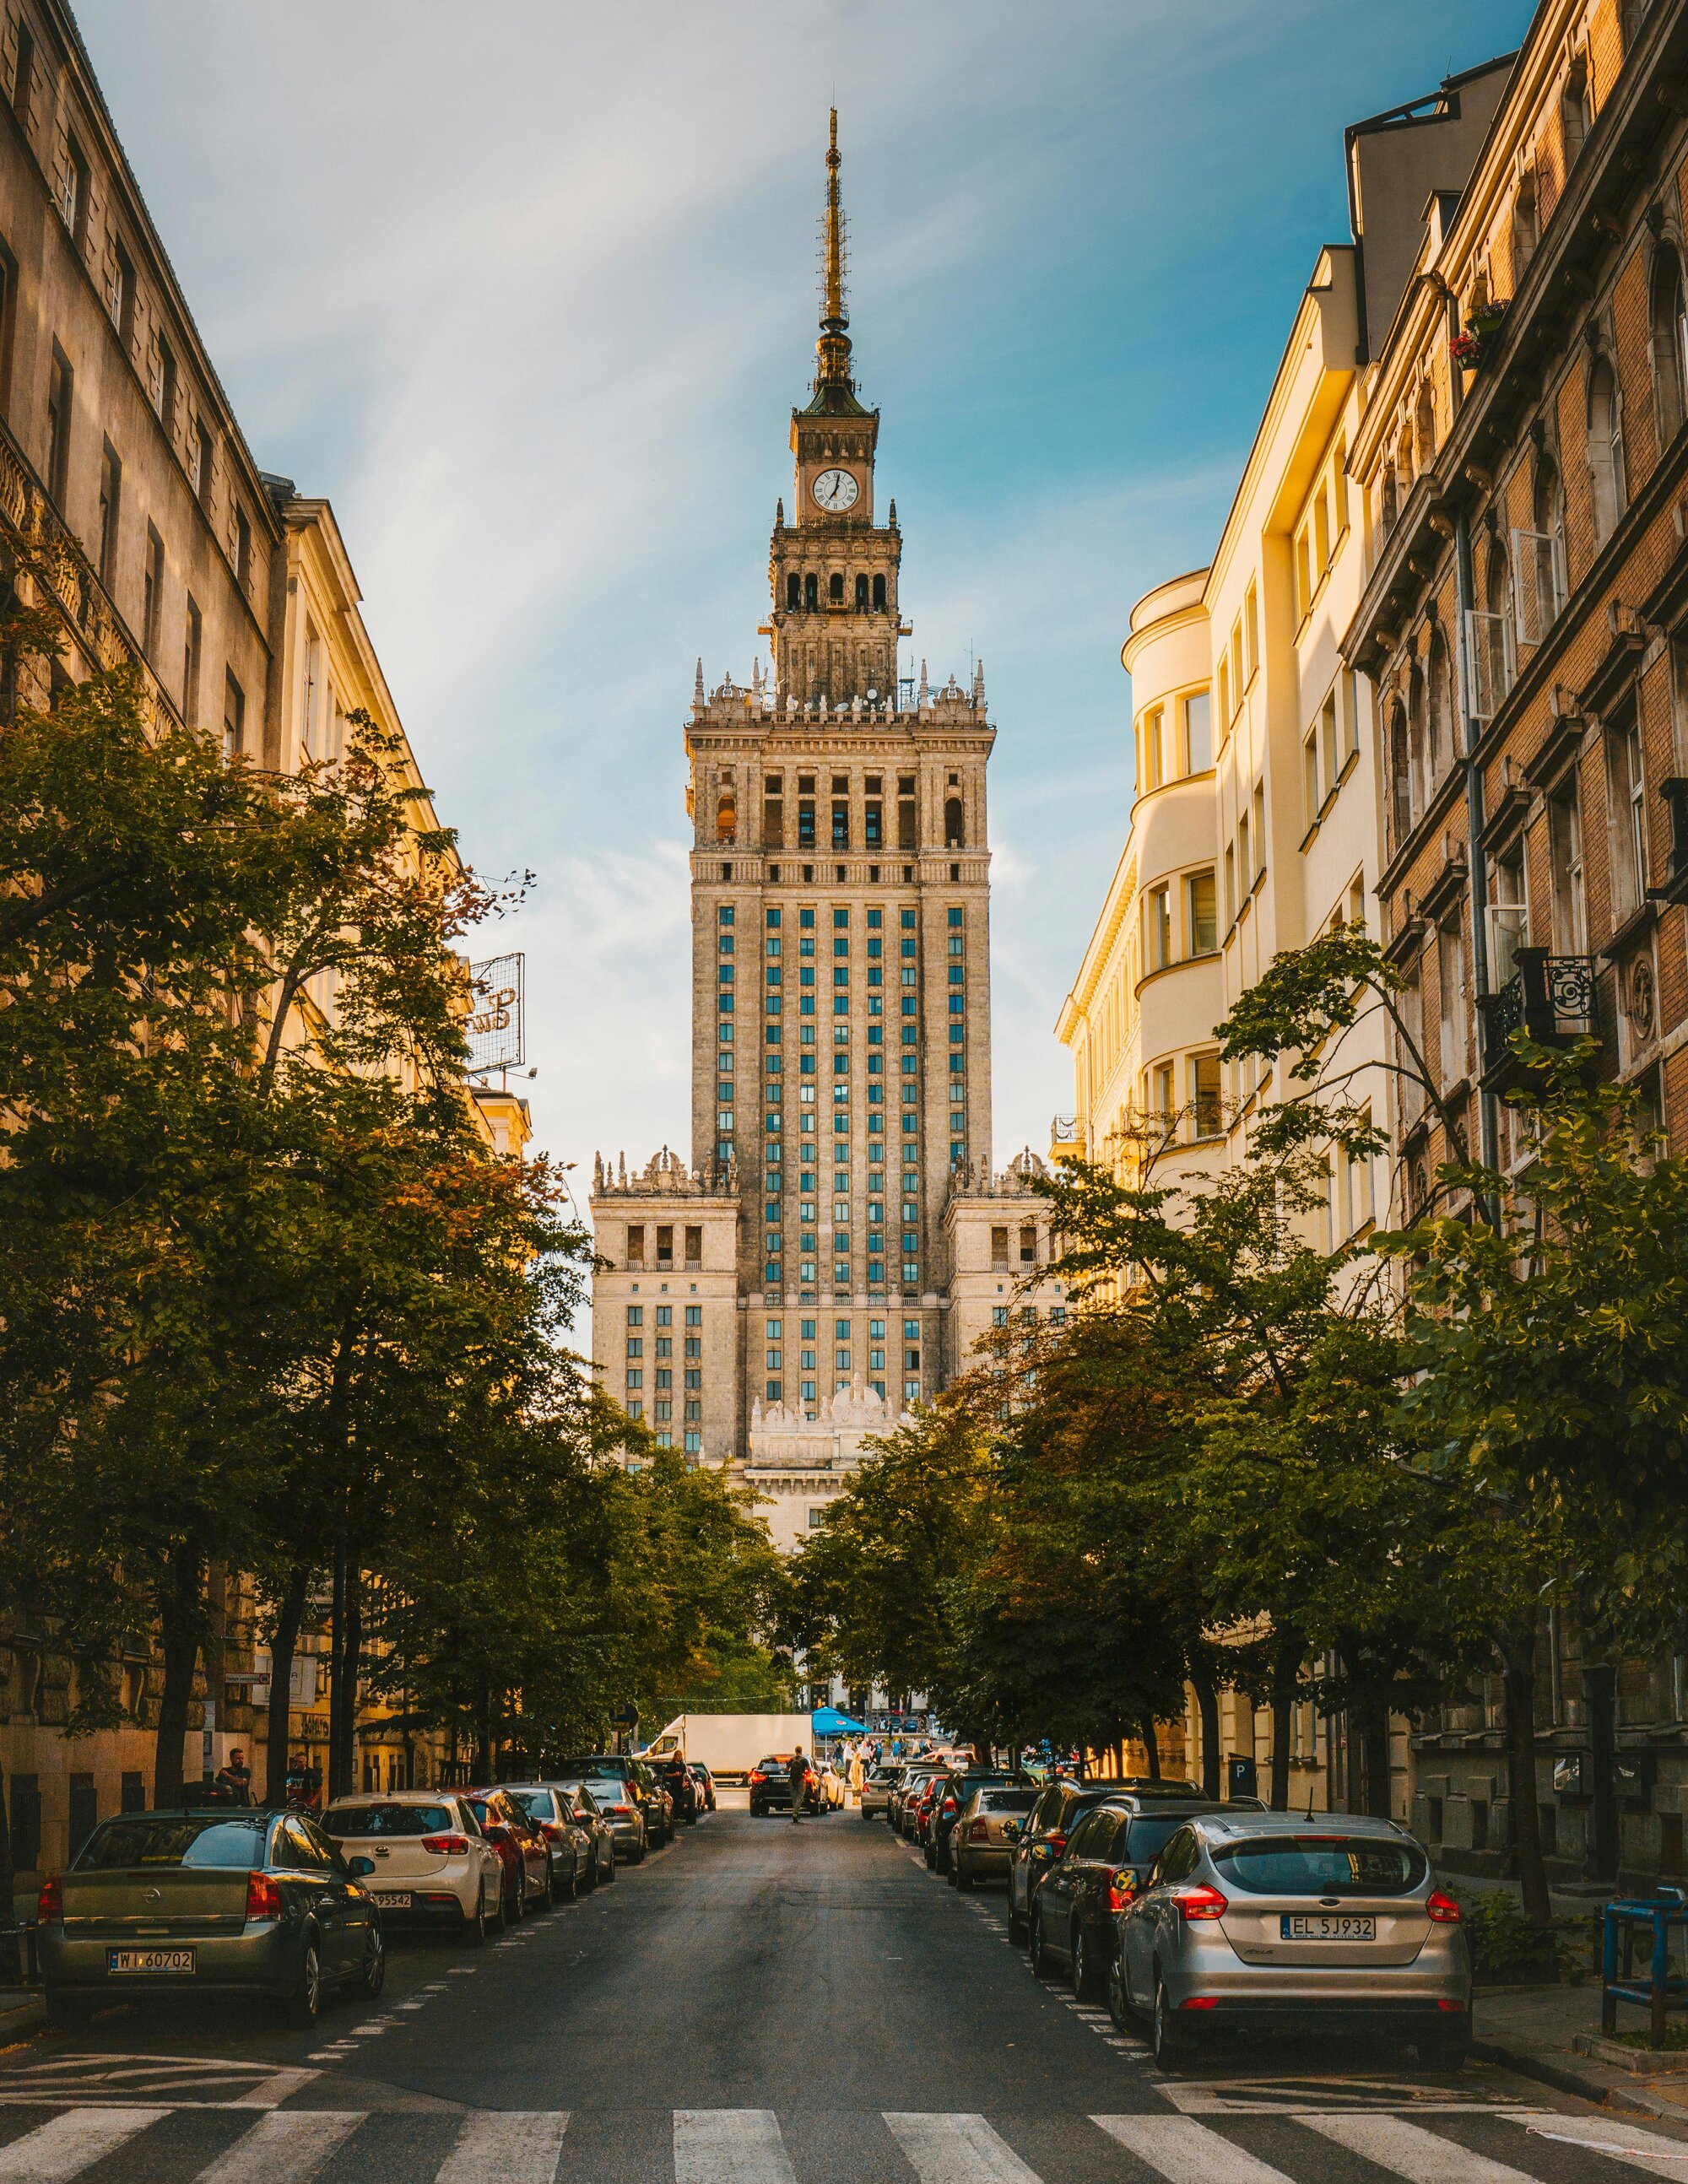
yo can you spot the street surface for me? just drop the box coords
[0,1797,1680,2181]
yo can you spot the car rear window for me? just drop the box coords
[76,1816,270,1870]
[1211,1835,1428,1897]
[978,1790,1036,1812]
[1123,1814,1198,1862]
[560,1756,626,1778]
[507,1791,555,1822]
[322,1803,455,1838]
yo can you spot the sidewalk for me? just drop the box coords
[1474,1984,1688,2116]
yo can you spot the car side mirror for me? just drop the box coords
[348,1856,376,1878]
[1001,1821,1021,1839]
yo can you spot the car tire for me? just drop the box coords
[1029,1907,1057,1980]
[1074,1928,1104,2001]
[44,1990,86,2030]
[1008,1900,1028,1945]
[602,1849,617,1884]
[956,1861,977,1890]
[463,1889,489,1948]
[946,1857,960,1888]
[924,1840,936,1870]
[488,1875,507,1935]
[1151,1975,1192,2069]
[1107,1952,1135,2031]
[1422,2029,1470,2072]
[358,1922,386,2000]
[284,1939,324,2029]
[627,1829,647,1866]
[581,1853,598,1895]
[506,1870,524,1923]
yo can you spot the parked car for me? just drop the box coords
[910,1772,947,1846]
[463,1788,550,1919]
[887,1766,932,1834]
[651,1752,699,1826]
[928,1770,1029,1875]
[1007,1779,1117,1943]
[1112,1810,1470,2071]
[749,1754,821,1816]
[1028,1792,1233,1997]
[555,1755,669,1854]
[689,1763,717,1813]
[554,1776,639,1869]
[40,1807,386,2030]
[497,1783,598,1899]
[321,1791,505,1949]
[861,1764,903,1821]
[949,1785,1038,1889]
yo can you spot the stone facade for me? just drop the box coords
[588,115,1001,1520]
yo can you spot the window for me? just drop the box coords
[181,595,202,725]
[46,343,72,506]
[1185,689,1211,771]
[1191,1053,1221,1137]
[1548,781,1587,954]
[223,669,246,760]
[155,333,177,437]
[1389,700,1413,845]
[1515,464,1567,645]
[142,525,164,658]
[1608,714,1647,920]
[717,785,736,842]
[1588,357,1626,544]
[944,797,964,848]
[1224,843,1236,926]
[1468,541,1514,717]
[1651,246,1688,442]
[110,240,135,348]
[97,439,121,587]
[1437,915,1465,1089]
[1561,58,1592,167]
[1188,870,1216,955]
[1302,726,1320,825]
[1236,812,1251,895]
[1140,706,1166,789]
[1512,167,1539,274]
[235,505,252,590]
[1144,884,1171,970]
[61,134,89,245]
[1488,842,1527,990]
[12,22,33,125]
[1252,786,1265,879]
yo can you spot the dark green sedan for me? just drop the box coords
[38,1808,385,2028]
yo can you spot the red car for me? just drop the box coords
[464,1789,549,1919]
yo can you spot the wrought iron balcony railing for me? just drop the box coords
[1480,949,1596,1077]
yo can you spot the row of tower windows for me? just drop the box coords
[785,572,889,611]
[717,777,966,849]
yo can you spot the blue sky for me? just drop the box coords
[78,0,1528,1230]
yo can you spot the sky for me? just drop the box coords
[76,0,1529,1259]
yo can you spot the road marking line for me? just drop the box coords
[1091,2115,1297,2184]
[436,2111,571,2183]
[883,2112,1041,2183]
[674,2110,796,2184]
[1300,2113,1533,2180]
[227,2068,322,2109]
[0,2107,169,2181]
[1523,2116,1688,2173]
[193,2110,364,2183]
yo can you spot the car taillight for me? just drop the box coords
[246,1870,283,1921]
[967,1819,988,1840]
[1106,1868,1137,1913]
[606,1803,632,1816]
[1170,1883,1228,1921]
[1046,1832,1067,1853]
[36,1875,61,1923]
[749,1770,766,1783]
[1436,1997,1468,2012]
[1181,1996,1220,2010]
[420,1833,472,1855]
[540,1819,568,1839]
[1426,1889,1462,1923]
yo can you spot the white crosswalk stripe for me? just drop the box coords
[1300,2111,1537,2181]
[436,2110,571,2184]
[0,2106,167,2181]
[674,2109,797,2184]
[193,2109,364,2183]
[882,2112,1042,2184]
[1091,2112,1298,2184]
[1517,2113,1688,2177]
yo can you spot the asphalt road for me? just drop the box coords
[0,1798,1682,2181]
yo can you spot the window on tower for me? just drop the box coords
[764,776,783,846]
[944,797,965,848]
[829,572,844,603]
[787,574,801,609]
[804,572,818,608]
[898,777,917,850]
[717,787,737,843]
[855,573,868,609]
[874,574,887,610]
[798,795,815,848]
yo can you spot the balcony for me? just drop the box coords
[1480,949,1596,1087]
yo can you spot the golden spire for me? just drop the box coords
[822,106,847,337]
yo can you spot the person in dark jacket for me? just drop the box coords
[787,1747,809,1825]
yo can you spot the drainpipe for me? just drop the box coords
[1452,502,1501,1181]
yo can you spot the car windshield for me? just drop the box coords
[322,1803,455,1838]
[1123,1814,1203,1862]
[1211,1835,1428,1897]
[75,1816,269,1871]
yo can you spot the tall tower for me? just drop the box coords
[591,114,999,1543]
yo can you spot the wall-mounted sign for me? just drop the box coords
[468,953,524,1073]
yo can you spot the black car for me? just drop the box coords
[1028,1793,1229,1998]
[749,1754,819,1816]
[1008,1779,1115,1942]
[555,1755,671,1850]
[926,1771,1029,1875]
[651,1753,699,1826]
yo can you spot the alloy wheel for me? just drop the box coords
[360,1925,385,1998]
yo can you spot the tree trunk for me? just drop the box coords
[1139,1714,1160,1781]
[330,1568,361,1800]
[1586,1659,1620,1887]
[263,1564,310,1805]
[0,1760,17,1976]
[1501,1623,1552,1922]
[1191,1667,1221,1800]
[153,1548,204,1805]
[1270,1635,1300,1811]
[477,1682,495,1781]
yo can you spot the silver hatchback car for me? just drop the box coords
[1113,1810,1469,2072]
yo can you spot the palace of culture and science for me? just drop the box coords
[589,116,1062,1549]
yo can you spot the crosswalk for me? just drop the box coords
[0,2101,1685,2181]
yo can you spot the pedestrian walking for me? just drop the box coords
[787,1746,809,1825]
[848,1748,865,1804]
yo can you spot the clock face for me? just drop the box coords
[812,468,859,512]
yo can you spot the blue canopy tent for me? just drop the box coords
[811,1706,867,1736]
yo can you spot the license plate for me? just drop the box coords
[1281,1914,1376,1940]
[109,1948,195,1975]
[374,1891,413,1908]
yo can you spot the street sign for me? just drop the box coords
[468,953,524,1073]
[611,1705,639,1728]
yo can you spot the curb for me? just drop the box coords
[0,1997,44,2046]
[1472,2037,1611,2106]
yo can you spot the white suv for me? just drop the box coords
[321,1792,505,1944]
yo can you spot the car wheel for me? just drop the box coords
[1029,1907,1057,1980]
[44,1990,86,2030]
[1422,2029,1470,2072]
[602,1847,617,1884]
[580,1852,598,1895]
[488,1874,507,1934]
[1151,1976,1192,2069]
[924,1839,936,1870]
[1074,1928,1104,2001]
[628,1828,647,1866]
[463,1889,489,1948]
[505,1869,524,1923]
[284,1939,324,2029]
[358,1922,386,1999]
[1107,1952,1133,2031]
